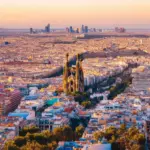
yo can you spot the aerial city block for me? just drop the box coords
[1,0,150,150]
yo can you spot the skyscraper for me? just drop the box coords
[30,28,33,34]
[76,28,79,33]
[69,26,73,33]
[45,24,50,33]
[81,25,85,33]
[85,26,88,33]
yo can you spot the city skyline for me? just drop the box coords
[0,0,150,29]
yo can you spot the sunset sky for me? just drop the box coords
[0,0,150,29]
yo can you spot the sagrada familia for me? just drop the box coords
[63,53,84,94]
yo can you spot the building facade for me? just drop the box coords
[63,53,84,94]
[145,120,150,149]
[0,89,22,115]
[36,117,69,131]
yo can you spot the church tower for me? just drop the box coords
[63,53,84,94]
[63,53,69,94]
[76,54,84,92]
[76,54,80,92]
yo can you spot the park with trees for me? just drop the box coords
[93,124,146,150]
[4,125,85,150]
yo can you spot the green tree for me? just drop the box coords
[104,126,117,141]
[117,124,126,135]
[109,135,116,143]
[48,141,57,150]
[93,131,104,142]
[75,125,85,140]
[34,133,47,145]
[53,127,63,142]
[62,125,73,141]
[19,126,40,136]
[81,100,91,109]
[42,130,55,143]
[14,136,27,147]
[120,124,126,131]
[26,133,35,142]
[133,134,145,145]
[128,127,139,138]
[116,126,146,150]
[21,141,42,150]
[4,141,20,150]
[130,144,143,150]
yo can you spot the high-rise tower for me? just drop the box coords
[45,24,50,33]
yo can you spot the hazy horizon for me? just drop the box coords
[1,26,150,30]
[0,0,150,29]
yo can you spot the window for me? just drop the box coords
[71,87,74,92]
[70,80,73,85]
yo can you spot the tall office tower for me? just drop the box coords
[30,28,33,34]
[69,26,73,33]
[45,24,50,33]
[81,25,85,33]
[76,28,79,33]
[45,26,47,32]
[85,26,88,33]
[47,24,50,32]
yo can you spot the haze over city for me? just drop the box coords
[0,0,150,28]
[1,0,150,150]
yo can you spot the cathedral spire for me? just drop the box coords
[63,53,69,94]
[76,53,80,92]
[63,53,84,94]
[76,53,80,62]
[66,53,69,63]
